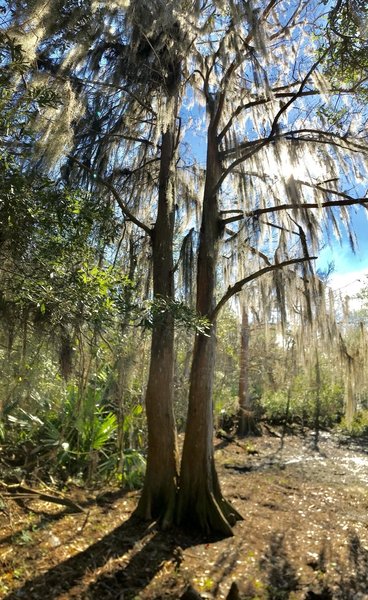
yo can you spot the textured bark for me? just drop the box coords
[135,103,179,527]
[136,315,178,527]
[178,331,241,536]
[178,112,242,536]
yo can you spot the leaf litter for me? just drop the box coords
[1,430,368,599]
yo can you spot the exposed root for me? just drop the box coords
[177,480,243,538]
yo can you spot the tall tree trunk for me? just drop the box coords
[135,116,179,528]
[237,306,261,437]
[313,349,321,450]
[178,117,242,537]
[344,358,356,431]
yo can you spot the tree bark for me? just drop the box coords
[135,118,179,528]
[344,358,356,431]
[313,349,321,450]
[178,112,242,537]
[237,306,261,437]
[178,330,241,536]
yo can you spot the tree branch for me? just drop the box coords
[219,90,367,151]
[2,482,85,513]
[211,257,317,321]
[220,187,367,226]
[302,181,368,203]
[269,55,326,139]
[248,245,272,266]
[246,195,368,219]
[216,127,368,194]
[69,157,152,235]
[221,213,245,225]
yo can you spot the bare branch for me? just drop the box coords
[248,245,272,266]
[221,213,245,225]
[219,86,367,147]
[259,219,299,236]
[216,127,368,194]
[302,181,368,203]
[215,138,271,193]
[269,56,327,139]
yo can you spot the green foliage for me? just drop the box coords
[3,377,147,485]
[213,370,239,423]
[13,529,34,546]
[1,0,366,503]
[340,409,368,436]
[141,297,210,334]
[0,31,129,346]
[261,376,344,428]
[322,0,368,95]
[121,450,146,490]
[0,32,62,146]
[41,385,116,480]
[316,105,350,129]
[0,175,124,325]
[212,308,239,421]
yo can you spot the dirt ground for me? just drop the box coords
[1,429,368,599]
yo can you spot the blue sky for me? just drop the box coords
[318,207,368,273]
[318,206,368,298]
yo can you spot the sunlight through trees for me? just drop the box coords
[1,0,368,537]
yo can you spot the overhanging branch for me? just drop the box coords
[269,54,326,138]
[219,86,363,145]
[211,256,317,321]
[220,127,367,161]
[221,191,368,226]
[247,196,368,218]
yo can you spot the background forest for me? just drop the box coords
[0,0,368,538]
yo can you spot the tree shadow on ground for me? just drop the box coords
[252,529,368,600]
[334,530,368,599]
[2,515,190,600]
[259,532,299,600]
[83,531,182,599]
[0,488,131,547]
[0,510,75,547]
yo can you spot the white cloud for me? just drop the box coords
[329,269,367,295]
[329,269,368,311]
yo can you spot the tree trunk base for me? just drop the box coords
[177,463,243,538]
[177,489,239,538]
[237,409,262,438]
[134,479,177,530]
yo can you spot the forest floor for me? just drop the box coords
[1,429,368,599]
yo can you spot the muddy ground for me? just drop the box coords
[1,429,368,599]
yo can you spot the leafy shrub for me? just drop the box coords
[261,378,344,428]
[2,379,147,487]
[213,370,239,427]
[339,410,368,436]
[121,450,146,489]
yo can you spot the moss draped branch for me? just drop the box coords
[211,256,317,322]
[68,157,152,236]
[221,192,368,226]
